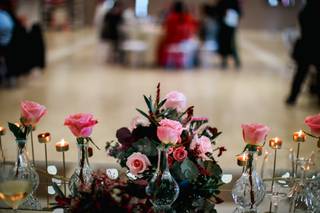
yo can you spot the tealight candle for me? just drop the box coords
[0,127,5,136]
[269,137,282,149]
[38,132,51,144]
[14,122,21,128]
[237,153,248,167]
[55,139,69,152]
[293,130,306,142]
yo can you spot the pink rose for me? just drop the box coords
[305,114,320,136]
[130,116,150,130]
[157,119,183,145]
[20,100,47,126]
[64,113,98,138]
[126,152,151,176]
[164,91,187,112]
[190,135,213,160]
[241,123,271,145]
[173,146,188,162]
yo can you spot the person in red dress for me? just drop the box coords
[157,1,198,68]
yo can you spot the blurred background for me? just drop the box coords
[0,0,319,177]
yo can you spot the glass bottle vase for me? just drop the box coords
[15,139,41,210]
[232,152,266,213]
[69,141,93,195]
[145,146,180,212]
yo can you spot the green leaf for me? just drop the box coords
[171,161,184,181]
[143,95,153,113]
[157,98,167,109]
[204,161,222,179]
[88,137,100,150]
[52,182,65,198]
[181,158,199,181]
[136,108,149,119]
[132,138,158,156]
[8,122,25,139]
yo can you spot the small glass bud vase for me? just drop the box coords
[15,139,41,210]
[146,146,179,212]
[69,141,93,195]
[232,152,266,213]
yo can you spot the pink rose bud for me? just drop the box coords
[305,114,320,136]
[164,91,187,112]
[190,135,213,160]
[157,118,183,145]
[126,152,151,176]
[20,100,47,126]
[64,113,98,138]
[241,123,271,145]
[173,146,188,162]
[130,116,150,130]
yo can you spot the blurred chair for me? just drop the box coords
[121,40,148,67]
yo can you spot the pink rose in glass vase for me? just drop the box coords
[305,114,320,136]
[173,146,188,162]
[20,100,47,126]
[64,113,98,138]
[164,91,187,112]
[190,135,213,160]
[126,152,151,176]
[157,119,183,145]
[241,123,270,145]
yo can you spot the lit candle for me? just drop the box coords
[14,122,21,128]
[38,132,51,144]
[237,153,248,167]
[293,130,306,142]
[0,127,5,136]
[55,139,69,152]
[269,137,282,149]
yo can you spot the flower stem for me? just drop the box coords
[248,155,255,209]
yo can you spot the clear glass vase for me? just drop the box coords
[232,152,266,213]
[15,139,41,210]
[290,158,317,213]
[69,141,93,195]
[145,146,180,212]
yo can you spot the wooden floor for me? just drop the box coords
[0,28,318,176]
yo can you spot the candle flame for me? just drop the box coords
[298,130,303,137]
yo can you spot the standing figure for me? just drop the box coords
[101,1,124,63]
[216,0,242,69]
[157,1,198,69]
[286,0,320,105]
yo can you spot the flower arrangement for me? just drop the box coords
[106,84,226,212]
[53,170,148,213]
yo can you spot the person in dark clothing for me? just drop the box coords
[216,0,242,69]
[286,0,320,105]
[101,1,124,63]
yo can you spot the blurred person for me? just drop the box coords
[0,0,29,87]
[101,1,124,63]
[286,0,320,105]
[157,1,198,69]
[0,0,45,88]
[94,0,114,38]
[199,3,219,51]
[216,0,242,69]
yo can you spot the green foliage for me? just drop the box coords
[181,158,199,181]
[8,122,31,139]
[132,138,158,157]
